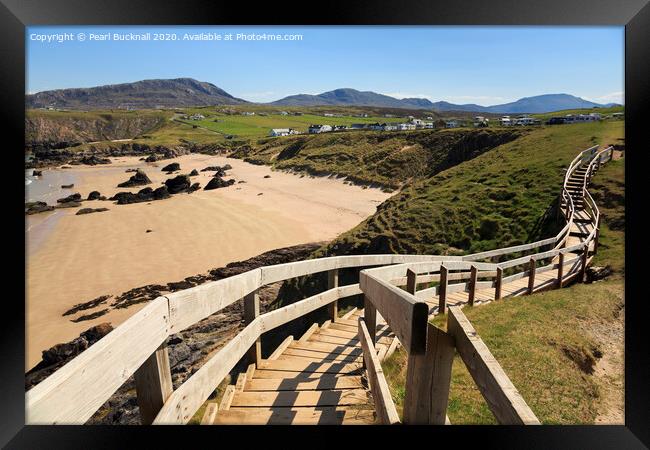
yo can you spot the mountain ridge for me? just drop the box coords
[27,78,621,113]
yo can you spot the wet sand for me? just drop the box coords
[26,154,391,369]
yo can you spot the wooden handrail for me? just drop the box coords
[357,317,401,425]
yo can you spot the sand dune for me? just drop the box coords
[25,154,390,369]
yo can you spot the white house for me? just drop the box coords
[241,111,255,116]
[500,116,512,126]
[383,123,398,131]
[422,122,434,129]
[397,123,416,131]
[308,124,332,134]
[189,114,205,120]
[279,111,289,115]
[473,116,489,127]
[445,120,460,128]
[269,128,291,137]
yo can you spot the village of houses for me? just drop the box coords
[181,109,618,138]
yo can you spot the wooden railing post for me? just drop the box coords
[364,294,377,346]
[494,267,503,300]
[527,257,536,294]
[593,216,601,255]
[468,265,478,306]
[244,289,262,366]
[406,268,417,295]
[134,343,173,425]
[557,252,565,288]
[580,244,589,282]
[327,268,339,321]
[403,323,455,425]
[438,265,448,314]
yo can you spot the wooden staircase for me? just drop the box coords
[204,308,399,425]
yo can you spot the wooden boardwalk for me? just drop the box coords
[203,158,599,425]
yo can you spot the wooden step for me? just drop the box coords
[244,376,364,392]
[213,407,376,425]
[279,348,363,363]
[252,369,351,379]
[289,340,363,355]
[229,389,370,408]
[258,358,363,375]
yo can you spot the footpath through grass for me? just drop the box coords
[382,155,625,424]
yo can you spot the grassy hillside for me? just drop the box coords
[382,155,625,424]
[232,128,522,190]
[312,121,623,256]
[531,105,624,121]
[25,109,170,146]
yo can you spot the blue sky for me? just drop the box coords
[26,26,624,105]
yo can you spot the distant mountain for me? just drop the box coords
[26,78,248,109]
[270,88,435,109]
[271,90,618,114]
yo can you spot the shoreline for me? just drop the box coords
[25,154,391,369]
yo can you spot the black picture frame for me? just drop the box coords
[3,0,649,447]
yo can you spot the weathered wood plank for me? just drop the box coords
[359,272,428,354]
[214,407,375,425]
[327,269,339,321]
[244,289,262,366]
[403,323,455,425]
[289,341,363,356]
[245,376,363,392]
[358,318,400,425]
[134,343,174,425]
[219,385,236,411]
[200,403,218,425]
[230,389,369,407]
[447,306,540,425]
[27,298,170,424]
[258,359,362,375]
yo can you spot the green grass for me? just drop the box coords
[176,113,404,139]
[382,153,625,424]
[313,121,624,256]
[232,128,523,190]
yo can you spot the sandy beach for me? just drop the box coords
[25,154,391,370]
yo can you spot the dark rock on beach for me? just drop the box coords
[189,169,199,176]
[55,201,82,209]
[204,176,235,190]
[78,155,111,165]
[145,154,158,162]
[25,201,55,215]
[57,193,82,203]
[61,183,74,189]
[87,191,102,200]
[76,207,109,215]
[162,162,180,172]
[189,182,201,192]
[32,170,42,176]
[117,169,151,188]
[165,175,191,194]
[63,295,112,316]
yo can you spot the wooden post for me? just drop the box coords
[527,258,536,294]
[438,265,448,314]
[468,265,478,306]
[244,290,262,366]
[580,244,589,282]
[557,252,565,288]
[327,268,339,321]
[403,323,455,425]
[593,216,601,255]
[494,267,503,300]
[406,268,417,295]
[134,344,173,425]
[364,295,377,346]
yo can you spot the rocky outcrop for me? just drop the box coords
[87,191,102,200]
[117,169,151,188]
[189,169,199,176]
[204,176,235,190]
